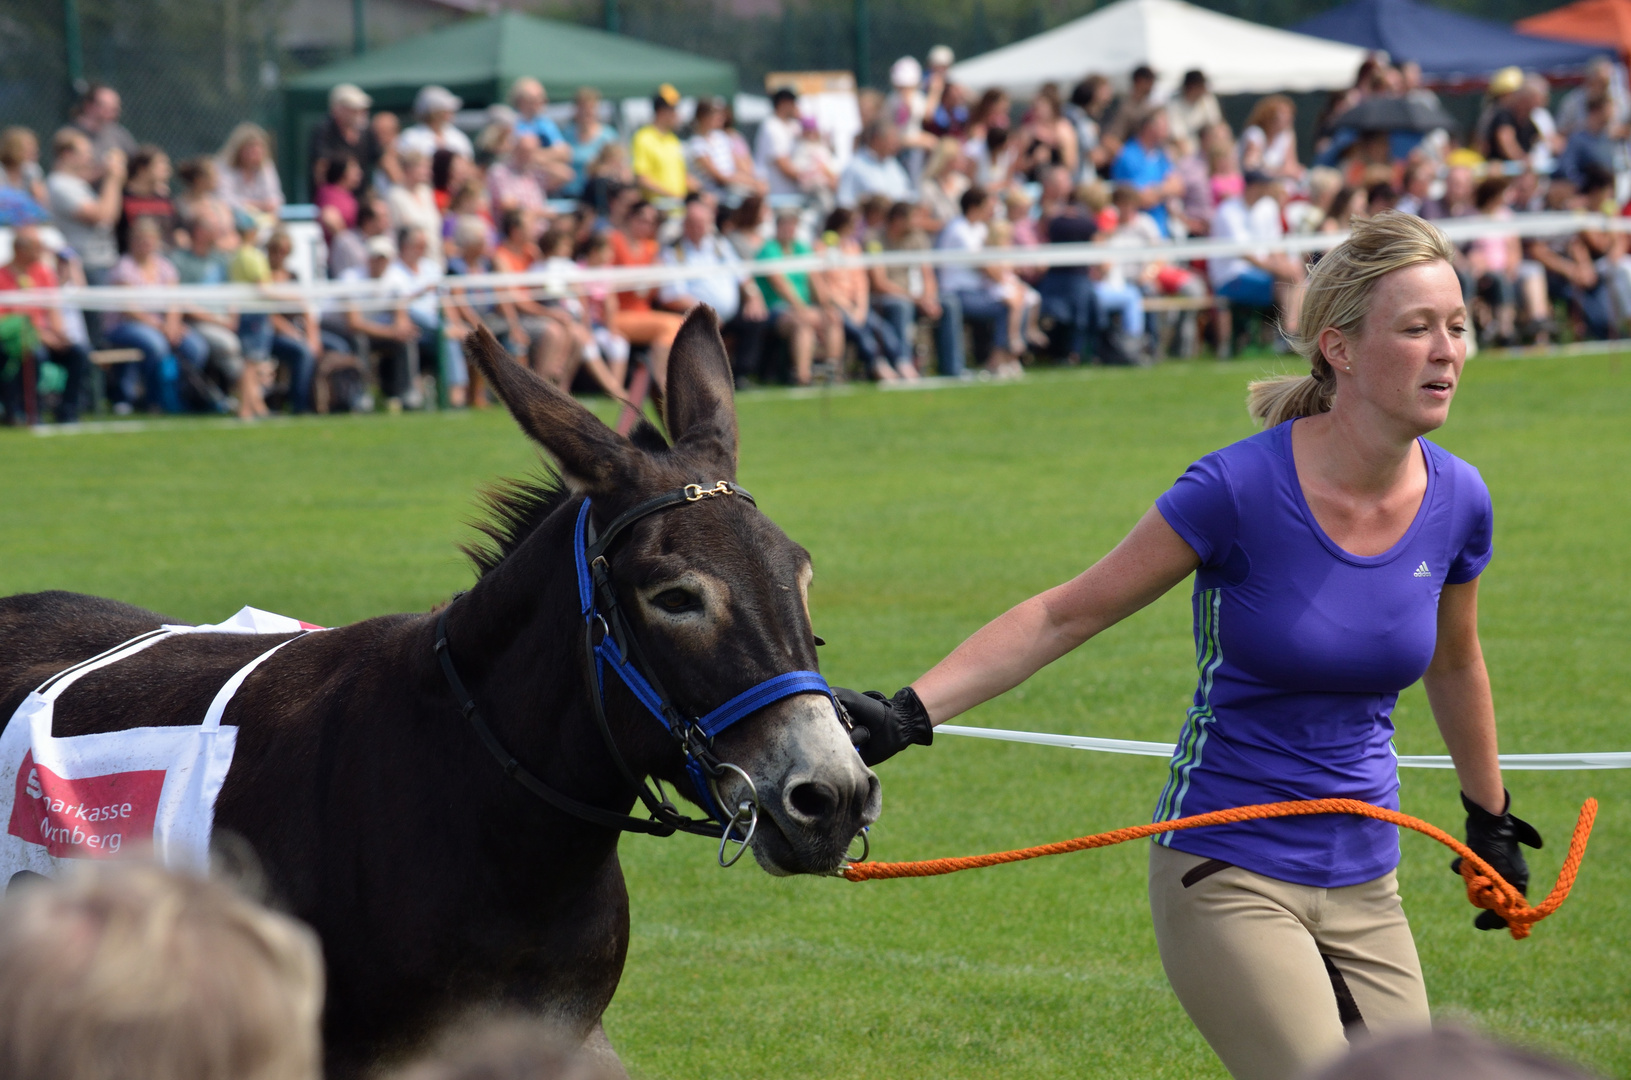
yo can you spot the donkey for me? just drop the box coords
[0,307,881,1075]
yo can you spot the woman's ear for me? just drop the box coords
[1320,327,1350,374]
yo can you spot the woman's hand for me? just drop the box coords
[833,686,934,767]
[1451,790,1543,930]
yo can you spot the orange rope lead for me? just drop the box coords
[842,797,1599,941]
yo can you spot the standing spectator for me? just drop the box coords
[608,199,684,387]
[935,185,1018,377]
[1208,171,1306,335]
[117,145,175,254]
[0,127,49,219]
[755,88,804,197]
[370,110,405,191]
[400,86,474,162]
[838,121,913,208]
[1105,65,1161,152]
[924,82,970,140]
[869,200,944,373]
[486,132,551,222]
[68,83,137,179]
[1557,58,1629,138]
[1526,74,1564,176]
[216,123,284,223]
[660,197,774,383]
[917,138,969,231]
[0,226,90,423]
[508,78,575,177]
[387,150,443,261]
[1015,87,1079,183]
[1110,109,1183,238]
[632,86,690,201]
[1240,95,1304,181]
[170,208,254,416]
[756,207,830,385]
[564,87,619,199]
[346,234,421,405]
[1558,96,1618,189]
[819,207,912,381]
[1066,75,1117,176]
[47,129,124,282]
[173,156,223,232]
[102,217,200,412]
[1167,70,1224,145]
[1484,68,1538,163]
[688,98,766,199]
[309,83,378,195]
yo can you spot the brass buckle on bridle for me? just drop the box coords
[684,481,734,502]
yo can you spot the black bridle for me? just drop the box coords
[434,481,838,865]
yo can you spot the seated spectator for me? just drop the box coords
[171,207,255,416]
[688,97,766,200]
[792,119,840,205]
[387,150,443,262]
[400,86,474,161]
[608,200,684,387]
[721,195,767,260]
[68,82,137,179]
[564,87,620,200]
[385,225,454,404]
[216,122,283,225]
[47,127,124,283]
[0,226,89,423]
[532,226,625,396]
[838,121,912,209]
[574,231,633,394]
[0,126,49,223]
[0,860,323,1080]
[371,109,405,191]
[818,207,911,381]
[934,185,1018,377]
[1168,70,1224,145]
[1467,176,1525,344]
[487,132,551,224]
[508,77,576,190]
[580,144,631,219]
[315,156,362,234]
[226,216,281,418]
[1240,95,1305,182]
[1528,180,1613,340]
[632,86,690,202]
[309,83,378,196]
[346,234,422,406]
[444,213,505,408]
[1392,162,1442,221]
[103,217,204,413]
[259,229,322,413]
[1208,170,1305,336]
[755,88,805,198]
[329,194,389,279]
[1015,87,1079,183]
[870,200,945,375]
[1110,108,1183,238]
[917,138,968,233]
[1036,210,1098,364]
[756,207,831,386]
[174,155,224,234]
[980,218,1046,362]
[118,145,176,254]
[1558,96,1618,190]
[660,196,774,384]
[490,208,564,378]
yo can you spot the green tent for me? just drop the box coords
[279,11,737,199]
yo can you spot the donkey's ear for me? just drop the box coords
[662,306,738,476]
[463,326,632,491]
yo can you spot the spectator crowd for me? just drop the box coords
[6,52,1631,423]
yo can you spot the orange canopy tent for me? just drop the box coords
[1517,0,1631,61]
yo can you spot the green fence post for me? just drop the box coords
[352,0,366,54]
[853,0,869,88]
[63,0,84,95]
[605,0,620,34]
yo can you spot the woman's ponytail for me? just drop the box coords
[1246,370,1335,428]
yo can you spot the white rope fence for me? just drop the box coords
[5,211,1630,315]
[938,723,1631,770]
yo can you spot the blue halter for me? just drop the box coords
[573,495,835,824]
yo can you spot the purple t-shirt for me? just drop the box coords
[1152,420,1493,887]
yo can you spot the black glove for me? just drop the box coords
[1451,790,1543,931]
[833,686,933,767]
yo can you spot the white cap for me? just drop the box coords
[414,85,463,116]
[366,234,398,261]
[890,56,923,88]
[927,45,954,68]
[329,83,372,110]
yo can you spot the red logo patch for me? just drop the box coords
[8,752,165,858]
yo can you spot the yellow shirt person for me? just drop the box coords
[631,85,690,200]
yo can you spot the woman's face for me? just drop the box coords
[631,207,658,238]
[268,239,290,269]
[130,225,159,260]
[403,230,428,264]
[1032,97,1056,124]
[239,138,266,170]
[1327,260,1467,436]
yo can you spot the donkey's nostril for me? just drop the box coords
[786,780,840,823]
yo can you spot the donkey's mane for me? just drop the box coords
[462,468,575,578]
[463,420,672,577]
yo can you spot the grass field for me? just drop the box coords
[3,355,1628,1079]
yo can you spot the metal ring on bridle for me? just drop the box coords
[709,761,759,867]
[843,826,870,865]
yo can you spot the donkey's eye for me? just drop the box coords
[652,588,703,614]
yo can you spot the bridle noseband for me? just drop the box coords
[434,481,838,866]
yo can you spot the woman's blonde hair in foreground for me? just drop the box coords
[0,860,324,1080]
[1248,211,1458,428]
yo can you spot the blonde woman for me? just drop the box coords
[837,212,1541,1080]
[1241,94,1305,182]
[217,122,284,221]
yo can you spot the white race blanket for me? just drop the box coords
[0,607,320,887]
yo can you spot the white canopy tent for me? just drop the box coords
[949,0,1370,97]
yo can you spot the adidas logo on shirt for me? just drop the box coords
[1413,562,1432,578]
